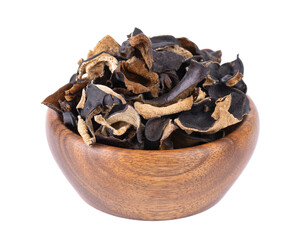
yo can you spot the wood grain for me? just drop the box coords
[46,97,259,220]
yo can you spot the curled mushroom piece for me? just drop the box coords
[147,60,209,106]
[129,33,153,69]
[42,82,73,114]
[64,78,90,102]
[145,117,170,142]
[77,52,118,80]
[95,104,142,143]
[174,98,216,134]
[204,55,244,87]
[87,35,120,58]
[77,115,95,146]
[76,84,127,145]
[177,37,222,63]
[42,28,251,149]
[159,120,178,150]
[120,57,159,97]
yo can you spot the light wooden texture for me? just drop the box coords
[46,97,259,220]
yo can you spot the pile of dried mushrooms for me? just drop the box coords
[43,28,250,150]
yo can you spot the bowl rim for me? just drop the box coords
[47,95,258,153]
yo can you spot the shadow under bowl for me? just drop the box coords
[46,96,259,220]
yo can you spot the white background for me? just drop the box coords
[1,0,306,239]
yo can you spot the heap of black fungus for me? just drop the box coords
[42,28,250,150]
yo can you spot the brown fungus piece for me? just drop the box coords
[177,37,199,55]
[42,82,73,114]
[177,37,222,63]
[94,114,131,137]
[77,52,118,80]
[120,57,159,97]
[77,115,95,146]
[87,35,120,58]
[134,95,193,119]
[64,78,90,102]
[129,33,153,69]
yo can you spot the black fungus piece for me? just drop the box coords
[152,50,185,73]
[228,91,250,120]
[175,98,216,133]
[149,60,209,106]
[127,27,143,38]
[206,83,234,99]
[210,55,244,86]
[144,117,170,142]
[63,111,77,130]
[176,55,205,79]
[119,40,135,59]
[170,129,225,149]
[80,84,121,119]
[69,73,77,83]
[233,79,247,93]
[96,134,144,150]
[150,35,181,49]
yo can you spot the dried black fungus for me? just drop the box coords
[42,28,250,149]
[152,50,185,73]
[145,117,170,142]
[150,35,181,49]
[147,60,209,106]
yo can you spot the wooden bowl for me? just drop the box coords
[46,97,259,220]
